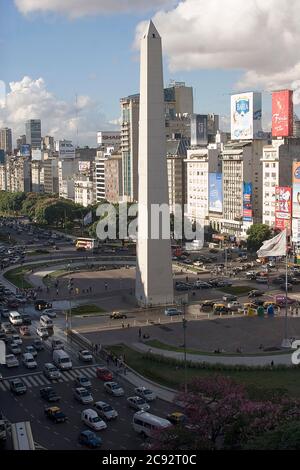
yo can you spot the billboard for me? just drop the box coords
[275,186,292,232]
[20,144,31,157]
[231,92,262,140]
[97,131,121,147]
[209,173,223,213]
[191,114,208,146]
[292,218,300,243]
[243,182,253,222]
[293,162,300,218]
[31,149,42,161]
[56,140,75,159]
[272,90,293,137]
[78,161,91,174]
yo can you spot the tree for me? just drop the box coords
[244,421,300,450]
[247,224,272,252]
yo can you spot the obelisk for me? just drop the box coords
[135,21,174,307]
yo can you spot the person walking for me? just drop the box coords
[104,283,108,291]
[138,328,142,340]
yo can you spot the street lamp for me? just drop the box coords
[181,299,188,394]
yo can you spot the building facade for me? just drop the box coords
[105,153,123,203]
[25,120,41,150]
[0,128,12,154]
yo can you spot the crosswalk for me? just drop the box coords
[0,365,99,392]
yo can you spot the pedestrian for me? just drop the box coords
[122,322,125,328]
[104,283,108,291]
[89,286,92,293]
[95,344,98,353]
[270,360,274,367]
[127,323,130,328]
[56,289,59,296]
[138,328,142,339]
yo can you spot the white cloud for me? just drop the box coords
[135,0,300,98]
[0,76,110,145]
[15,0,175,17]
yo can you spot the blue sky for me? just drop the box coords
[0,0,299,145]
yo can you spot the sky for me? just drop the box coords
[0,0,300,146]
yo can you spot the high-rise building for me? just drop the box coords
[135,21,174,307]
[43,158,59,194]
[105,153,123,203]
[0,128,12,154]
[94,151,107,202]
[16,135,26,150]
[6,156,31,193]
[31,161,45,193]
[25,119,41,149]
[43,136,55,152]
[166,138,189,216]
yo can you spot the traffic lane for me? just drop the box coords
[0,371,175,450]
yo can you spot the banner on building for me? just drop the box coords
[231,92,262,140]
[20,144,31,157]
[209,173,223,213]
[191,114,208,146]
[272,90,294,137]
[292,162,300,219]
[275,186,292,232]
[292,218,300,243]
[243,182,253,222]
[78,161,91,174]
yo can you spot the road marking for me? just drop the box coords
[26,376,38,387]
[22,377,33,387]
[62,371,74,380]
[0,381,7,391]
[34,375,45,386]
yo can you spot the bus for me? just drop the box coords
[11,421,35,450]
[75,237,97,251]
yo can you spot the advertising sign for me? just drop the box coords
[292,218,300,243]
[20,144,31,157]
[31,149,42,161]
[231,92,262,140]
[97,131,121,147]
[209,173,223,213]
[191,114,208,146]
[272,90,293,137]
[243,182,253,222]
[293,162,300,183]
[275,186,292,232]
[78,161,91,174]
[292,162,300,219]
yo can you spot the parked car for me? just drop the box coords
[96,367,113,381]
[164,307,182,316]
[134,387,157,402]
[78,430,102,449]
[93,401,118,421]
[44,406,67,423]
[78,350,93,362]
[40,387,60,402]
[104,382,125,397]
[10,378,27,395]
[127,396,150,411]
[73,387,94,405]
[81,409,107,431]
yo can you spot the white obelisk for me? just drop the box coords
[135,20,174,307]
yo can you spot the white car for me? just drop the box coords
[36,326,49,339]
[227,301,242,311]
[81,409,107,431]
[134,387,157,402]
[11,334,22,345]
[164,308,182,316]
[74,375,92,390]
[104,382,125,397]
[10,342,22,355]
[93,401,118,420]
[78,350,93,362]
[25,345,37,358]
[6,354,19,368]
[22,353,37,369]
[127,396,150,411]
[43,309,57,318]
[73,387,94,405]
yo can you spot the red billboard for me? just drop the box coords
[275,186,292,233]
[272,90,293,137]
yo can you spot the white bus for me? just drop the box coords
[75,237,97,251]
[11,421,35,450]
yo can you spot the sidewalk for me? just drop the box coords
[131,342,293,366]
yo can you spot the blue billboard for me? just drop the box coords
[20,144,31,157]
[243,182,253,222]
[209,173,223,213]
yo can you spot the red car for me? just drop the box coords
[96,367,113,381]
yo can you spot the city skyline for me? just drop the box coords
[1,0,300,145]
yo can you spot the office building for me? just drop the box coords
[25,119,41,149]
[0,128,12,154]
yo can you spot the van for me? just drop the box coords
[9,311,22,326]
[132,411,171,438]
[51,339,64,351]
[40,315,53,329]
[53,349,72,370]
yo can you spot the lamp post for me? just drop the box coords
[181,299,188,394]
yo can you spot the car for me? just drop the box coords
[25,345,37,357]
[96,367,113,381]
[42,309,57,318]
[275,295,296,307]
[166,412,188,425]
[40,387,60,402]
[164,308,182,316]
[43,363,61,381]
[33,339,44,351]
[175,284,190,291]
[248,290,264,298]
[10,378,27,395]
[2,322,15,334]
[134,387,157,402]
[5,354,19,368]
[19,325,30,336]
[74,375,92,390]
[22,353,37,369]
[227,301,243,311]
[104,382,125,397]
[20,315,32,326]
[36,326,49,339]
[51,339,64,351]
[78,350,93,362]
[213,303,229,315]
[9,342,21,355]
[199,300,215,310]
[81,409,107,431]
[78,430,102,449]
[194,281,213,289]
[127,396,150,411]
[222,294,237,302]
[44,406,67,423]
[15,295,27,304]
[73,387,94,405]
[110,311,127,319]
[0,308,9,318]
[93,401,118,420]
[35,300,53,311]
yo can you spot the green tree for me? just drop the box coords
[244,421,300,450]
[247,224,272,253]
